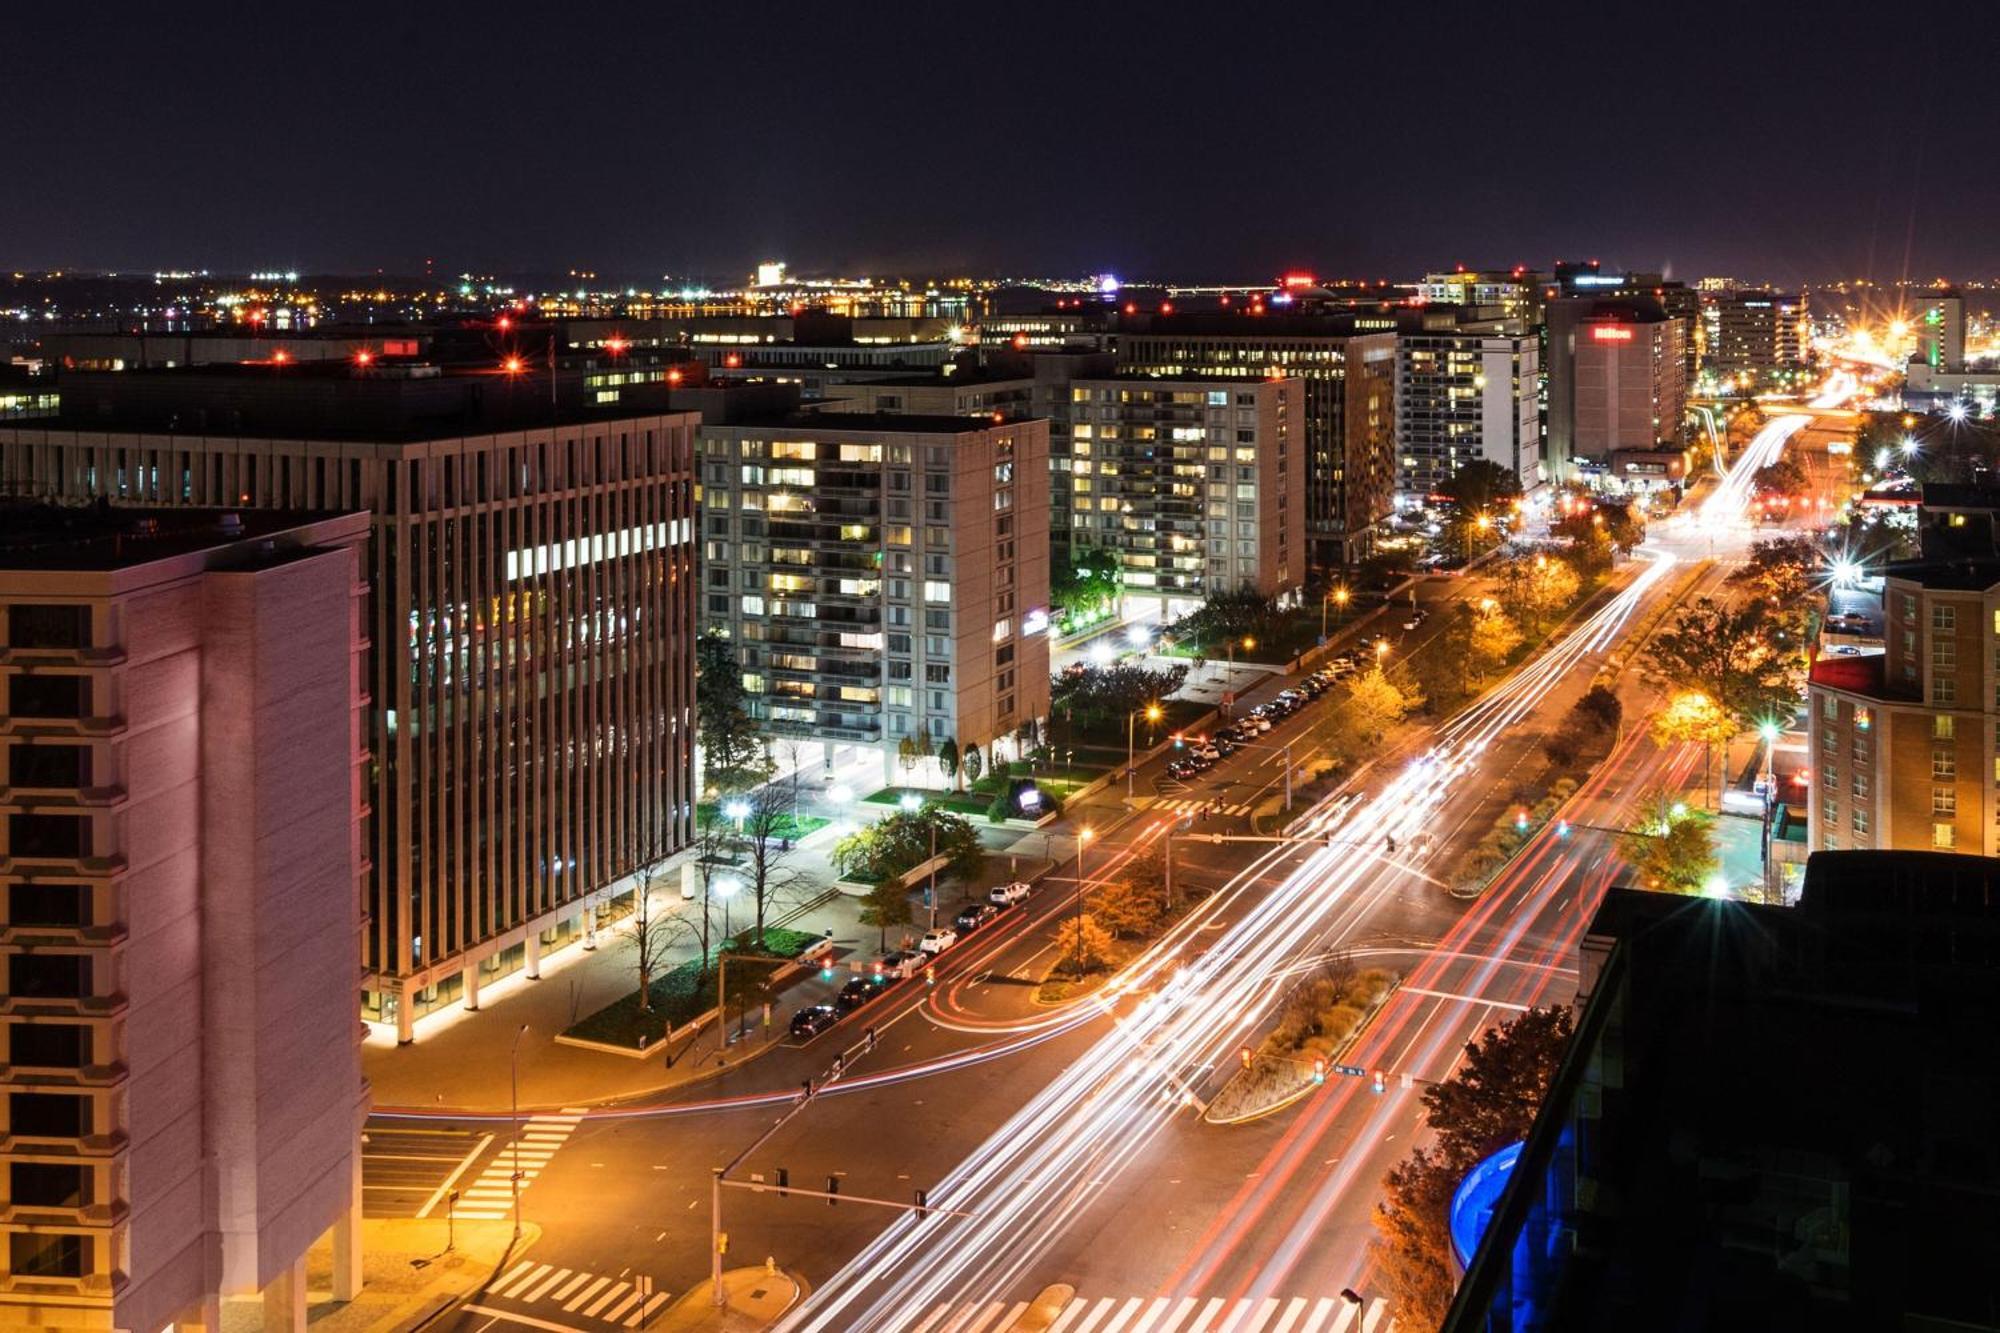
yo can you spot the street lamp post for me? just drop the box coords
[1073,828,1093,933]
[1321,586,1350,640]
[1126,701,1162,796]
[509,1023,529,1241]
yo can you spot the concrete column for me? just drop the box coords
[395,983,414,1046]
[582,901,597,951]
[882,741,898,788]
[463,963,480,1012]
[331,1153,363,1301]
[262,1256,307,1333]
[525,932,542,981]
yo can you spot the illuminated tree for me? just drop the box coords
[1467,603,1524,675]
[1055,913,1116,973]
[1617,789,1719,894]
[1495,554,1580,634]
[1648,596,1796,730]
[1344,664,1422,743]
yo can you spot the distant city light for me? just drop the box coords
[1096,274,1121,295]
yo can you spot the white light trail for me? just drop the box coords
[780,553,1680,1331]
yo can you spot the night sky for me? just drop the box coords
[8,2,1996,284]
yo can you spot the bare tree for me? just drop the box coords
[740,783,807,951]
[687,809,737,981]
[620,859,698,1014]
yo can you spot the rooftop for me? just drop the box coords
[0,502,364,572]
[704,409,1024,435]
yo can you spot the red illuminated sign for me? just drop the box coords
[1591,325,1634,342]
[1282,273,1316,289]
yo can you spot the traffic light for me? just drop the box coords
[1172,733,1184,749]
[776,1167,789,1196]
[1555,819,1571,839]
[872,970,885,983]
[1312,1057,1327,1085]
[1371,1068,1386,1094]
[820,963,835,981]
[914,1188,928,1213]
[1513,808,1529,833]
[1240,1046,1253,1069]
[826,1175,839,1207]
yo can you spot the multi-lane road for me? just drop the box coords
[384,387,1853,1333]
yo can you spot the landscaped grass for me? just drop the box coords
[696,804,831,842]
[861,786,990,816]
[561,926,822,1050]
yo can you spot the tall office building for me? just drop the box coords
[1416,269,1545,323]
[1395,323,1542,500]
[1063,374,1306,621]
[1118,315,1396,567]
[0,346,701,1042]
[691,390,1050,786]
[0,504,370,1333]
[1545,297,1687,477]
[1700,288,1807,383]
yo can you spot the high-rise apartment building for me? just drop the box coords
[0,504,370,1333]
[1118,315,1396,567]
[1545,297,1687,476]
[1395,323,1542,500]
[692,393,1050,785]
[1062,374,1305,621]
[1416,269,1545,323]
[1700,288,1807,383]
[0,347,700,1042]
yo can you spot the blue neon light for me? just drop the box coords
[1449,1141,1524,1269]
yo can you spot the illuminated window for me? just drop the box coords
[1935,714,1956,740]
[1933,822,1956,849]
[924,581,951,604]
[1934,786,1958,815]
[772,441,815,461]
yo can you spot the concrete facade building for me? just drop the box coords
[1546,299,1688,476]
[1063,375,1306,622]
[1118,316,1396,567]
[0,504,370,1333]
[1700,289,1807,382]
[695,401,1051,785]
[1395,325,1542,499]
[0,352,701,1043]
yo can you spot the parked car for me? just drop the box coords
[954,903,999,932]
[918,928,958,954]
[1190,743,1220,763]
[1825,612,1872,633]
[1166,758,1203,781]
[877,949,925,979]
[1213,735,1240,757]
[789,1004,840,1038]
[836,976,888,1012]
[989,880,1032,907]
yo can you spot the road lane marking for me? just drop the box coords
[1358,1300,1389,1332]
[1298,1298,1336,1333]
[602,1289,643,1323]
[490,1260,536,1293]
[626,1292,670,1327]
[1185,1297,1227,1331]
[1096,1297,1147,1332]
[1052,1297,1107,1332]
[415,1131,494,1219]
[1399,986,1529,1011]
[459,1307,589,1333]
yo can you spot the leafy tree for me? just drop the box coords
[1495,554,1580,634]
[1373,1006,1575,1330]
[1648,596,1796,730]
[1050,547,1122,629]
[937,737,960,791]
[695,633,772,795]
[1618,789,1719,894]
[896,730,934,779]
[1750,455,1808,501]
[1091,866,1168,938]
[1055,913,1115,973]
[1344,664,1422,743]
[1051,661,1189,725]
[1600,501,1645,555]
[961,744,984,787]
[1468,603,1524,675]
[833,807,985,888]
[1165,584,1282,653]
[857,877,913,951]
[1436,458,1522,515]
[1575,683,1623,734]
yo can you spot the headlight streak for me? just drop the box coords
[781,551,1687,1331]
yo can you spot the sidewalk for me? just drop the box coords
[219,1219,534,1333]
[655,1264,804,1330]
[366,821,1058,1111]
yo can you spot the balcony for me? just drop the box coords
[0,993,129,1021]
[0,1198,130,1229]
[0,853,126,879]
[0,645,126,669]
[0,1270,123,1304]
[0,1129,127,1159]
[0,787,127,813]
[0,714,127,740]
[0,1061,129,1091]
[0,922,127,950]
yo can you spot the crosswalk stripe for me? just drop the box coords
[1270,1298,1309,1333]
[1327,1299,1358,1332]
[1186,1297,1227,1331]
[1359,1301,1388,1333]
[627,1291,670,1326]
[521,1267,571,1303]
[602,1289,643,1323]
[1097,1297,1147,1333]
[1300,1299,1337,1333]
[1152,1297,1201,1333]
[1049,1297,1103,1333]
[490,1260,536,1293]
[551,1272,591,1303]
[911,1303,955,1333]
[959,1302,1009,1333]
[582,1281,631,1318]
[494,1263,549,1299]
[1225,1297,1281,1333]
[564,1276,612,1312]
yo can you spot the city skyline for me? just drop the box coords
[8,4,1997,283]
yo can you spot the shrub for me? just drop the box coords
[987,790,1012,825]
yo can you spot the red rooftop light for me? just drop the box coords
[353,349,373,366]
[503,355,525,374]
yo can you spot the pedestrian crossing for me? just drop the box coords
[476,1259,670,1328]
[914,1293,1394,1333]
[1150,797,1255,818]
[449,1109,586,1220]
